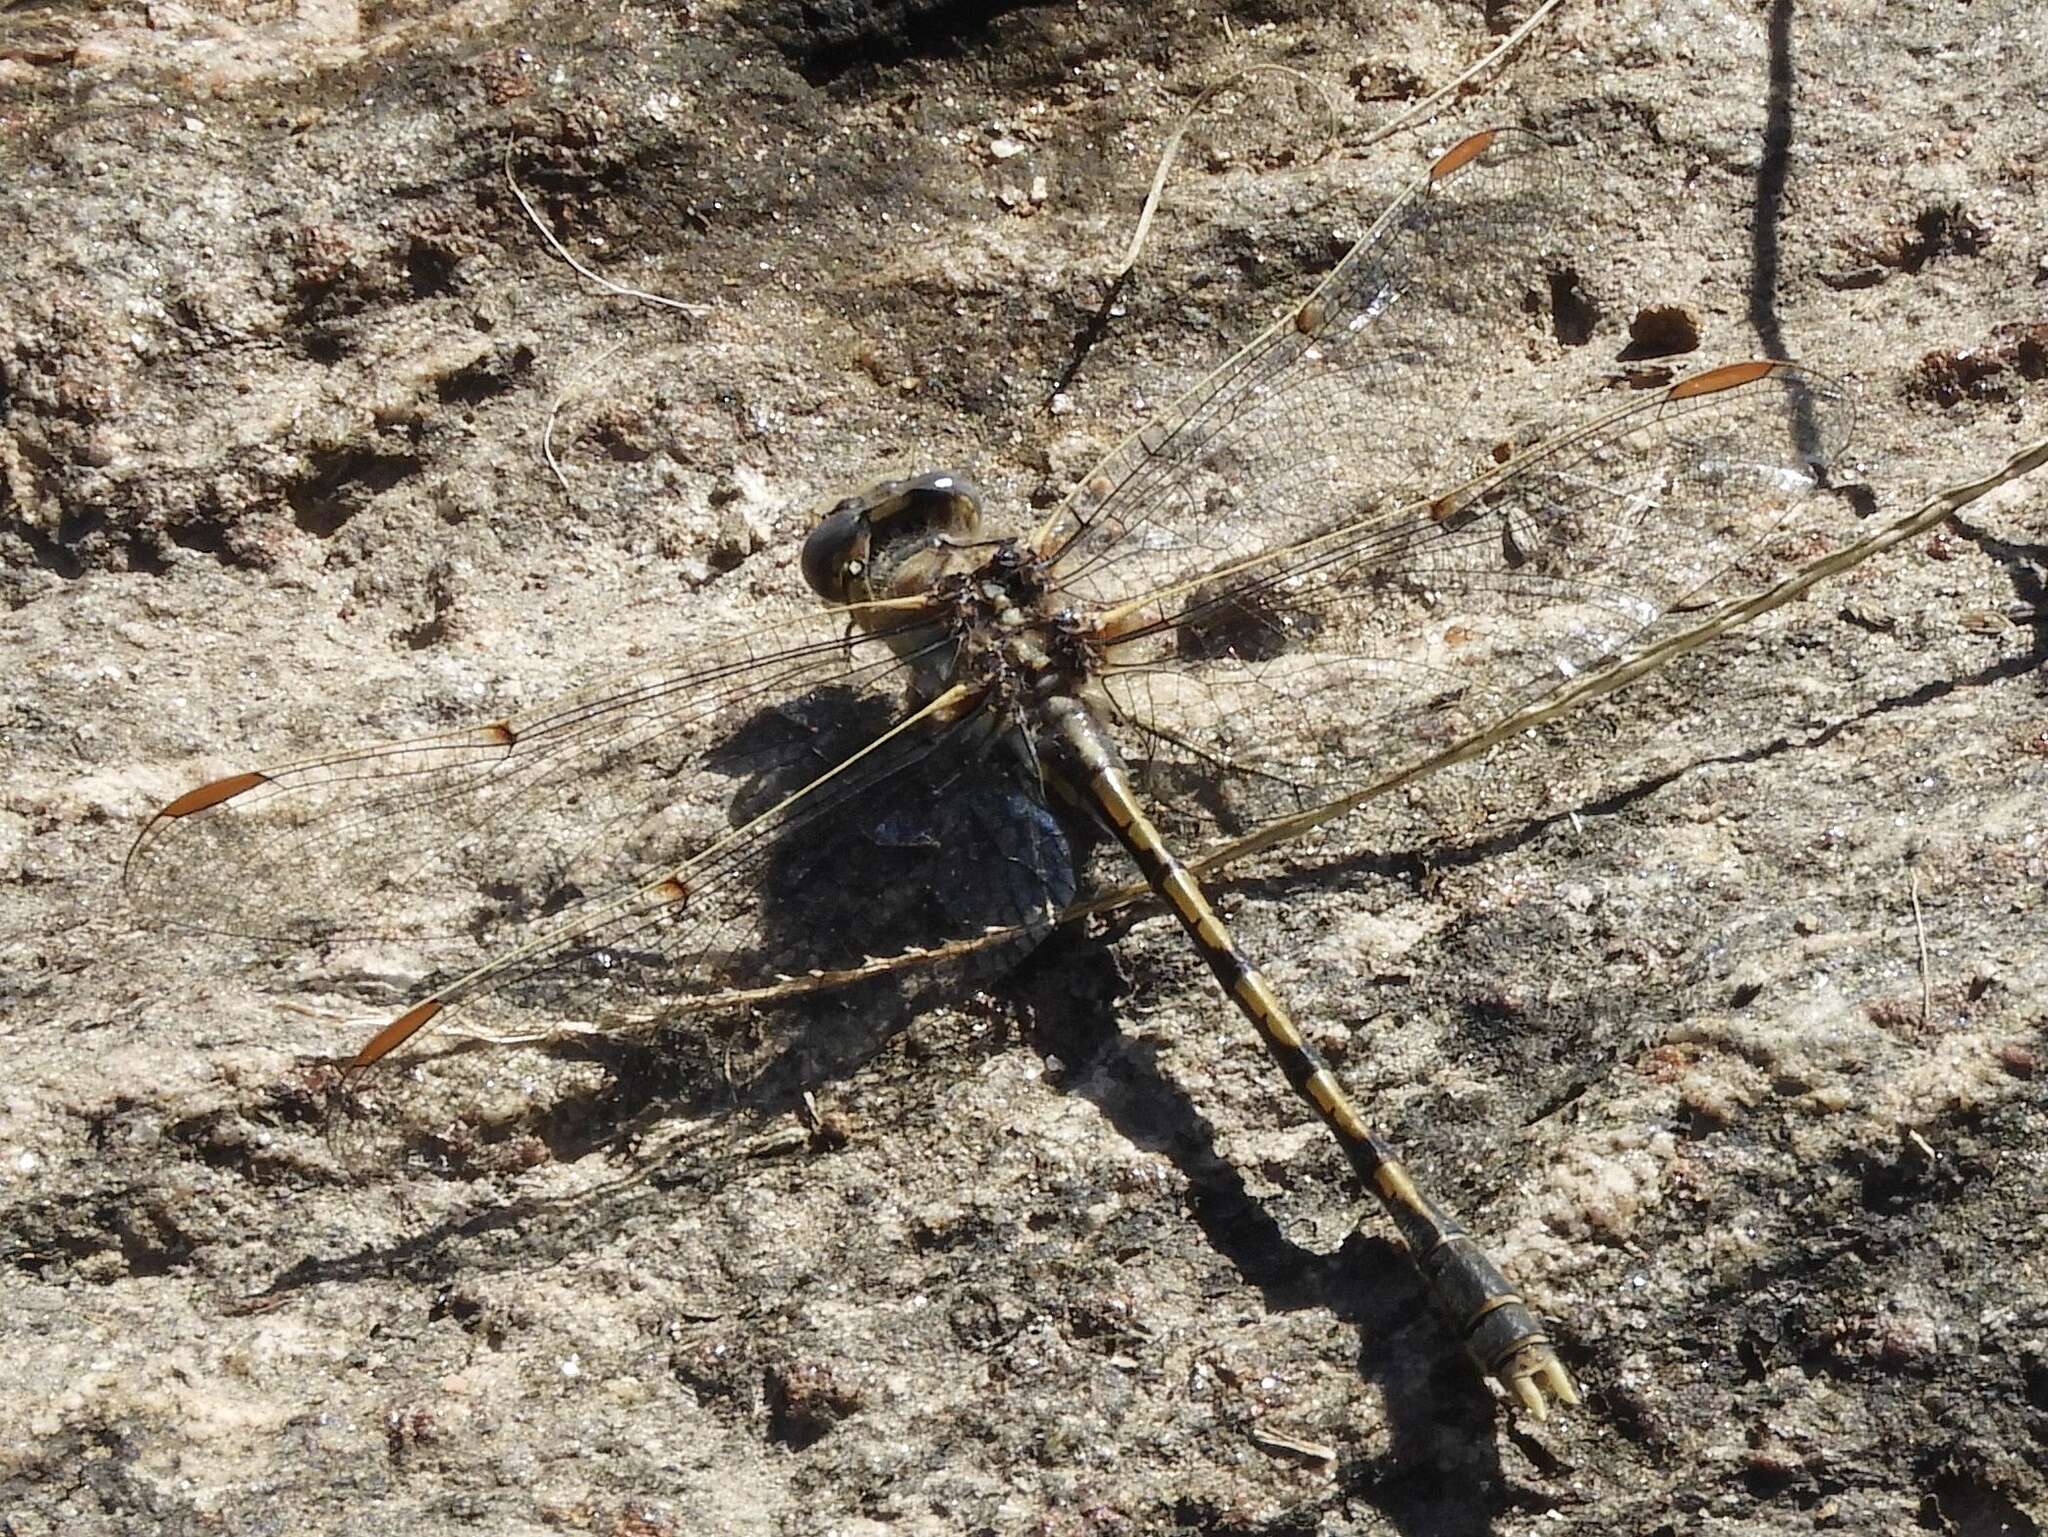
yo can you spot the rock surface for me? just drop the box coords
[3,2,2044,1533]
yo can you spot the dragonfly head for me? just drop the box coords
[801,471,984,605]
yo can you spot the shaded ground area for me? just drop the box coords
[2,1,2044,1533]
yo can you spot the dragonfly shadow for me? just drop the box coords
[265,685,1096,1270]
[706,682,1079,1018]
[382,680,1091,1161]
[1011,934,1533,1514]
[265,861,1522,1509]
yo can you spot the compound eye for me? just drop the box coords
[800,501,873,602]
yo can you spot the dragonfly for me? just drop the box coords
[125,127,1852,1420]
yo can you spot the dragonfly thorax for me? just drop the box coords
[931,556,1090,706]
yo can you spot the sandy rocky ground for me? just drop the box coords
[3,1,2046,1533]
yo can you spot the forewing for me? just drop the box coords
[127,610,933,946]
[1031,128,1568,605]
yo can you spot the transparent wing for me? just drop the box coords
[1030,127,1571,606]
[126,606,1073,1053]
[1089,361,1853,840]
[351,687,1075,1065]
[126,609,939,945]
